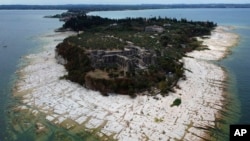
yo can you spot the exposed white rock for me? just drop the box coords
[13,26,239,141]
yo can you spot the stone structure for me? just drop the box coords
[87,45,156,72]
[145,25,165,33]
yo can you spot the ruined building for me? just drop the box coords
[145,25,165,33]
[86,45,156,73]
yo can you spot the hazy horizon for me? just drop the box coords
[1,0,250,5]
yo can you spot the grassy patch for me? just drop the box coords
[154,117,164,123]
[171,98,181,107]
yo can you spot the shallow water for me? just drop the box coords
[1,9,250,140]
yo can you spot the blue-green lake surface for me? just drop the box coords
[0,10,65,140]
[0,8,250,140]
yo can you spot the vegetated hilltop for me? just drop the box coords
[55,11,216,97]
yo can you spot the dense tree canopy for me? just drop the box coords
[57,13,216,96]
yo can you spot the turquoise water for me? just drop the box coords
[222,26,250,124]
[0,10,65,140]
[0,10,101,141]
[0,9,250,140]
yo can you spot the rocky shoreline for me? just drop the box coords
[13,26,239,141]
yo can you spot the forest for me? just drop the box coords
[56,12,216,97]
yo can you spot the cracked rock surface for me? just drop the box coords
[14,26,238,141]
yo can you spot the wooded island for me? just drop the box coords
[55,11,216,97]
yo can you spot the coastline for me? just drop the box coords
[181,26,239,140]
[12,26,239,140]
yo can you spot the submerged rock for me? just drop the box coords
[35,122,46,133]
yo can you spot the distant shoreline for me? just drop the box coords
[1,4,250,11]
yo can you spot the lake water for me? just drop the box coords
[0,8,250,140]
[0,10,65,140]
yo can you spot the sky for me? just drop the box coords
[0,0,250,5]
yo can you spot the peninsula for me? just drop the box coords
[55,11,216,96]
[12,10,239,141]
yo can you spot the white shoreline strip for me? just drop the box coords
[13,26,239,141]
